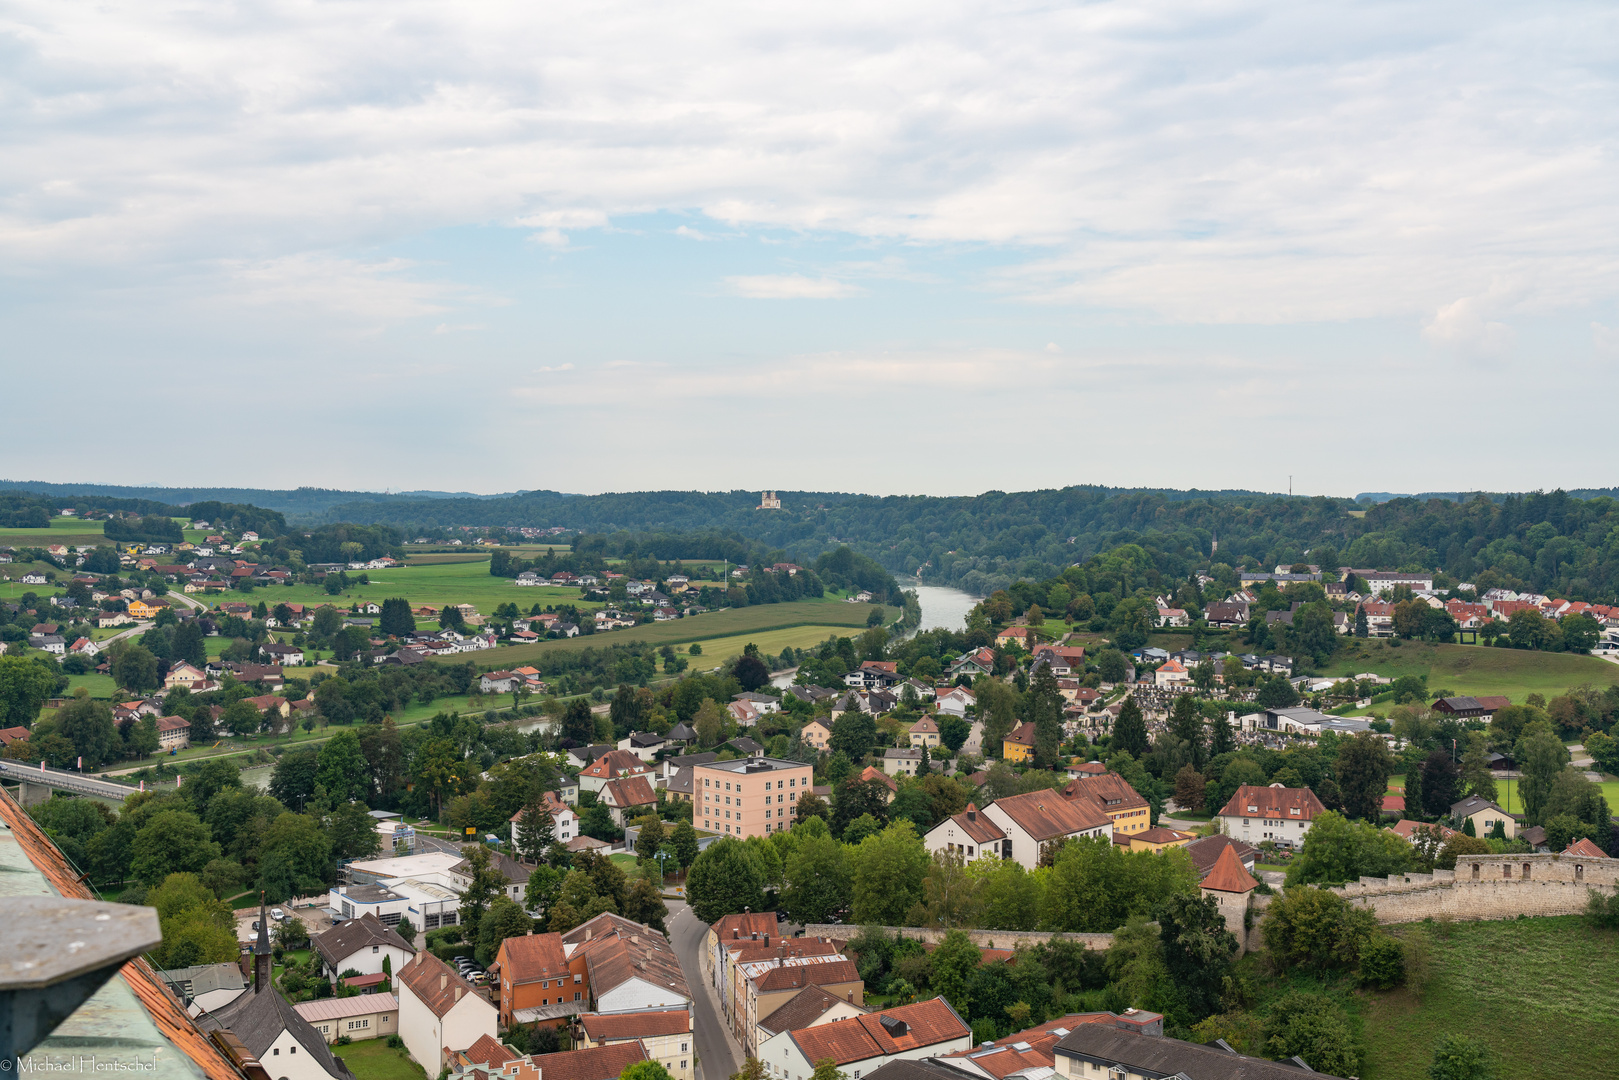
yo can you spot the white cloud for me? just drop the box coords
[725,274,863,299]
[220,255,468,321]
[1422,282,1521,357]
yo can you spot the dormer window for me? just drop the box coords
[1247,805,1258,813]
[1290,808,1301,816]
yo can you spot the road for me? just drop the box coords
[669,899,741,1080]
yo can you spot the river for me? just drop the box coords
[903,582,979,633]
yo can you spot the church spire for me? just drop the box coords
[253,892,272,993]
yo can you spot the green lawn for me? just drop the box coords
[63,673,117,698]
[0,517,110,547]
[332,1037,426,1080]
[1361,916,1619,1079]
[1487,776,1619,817]
[676,624,869,670]
[460,598,880,667]
[1319,640,1619,703]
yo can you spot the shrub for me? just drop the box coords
[1357,932,1405,988]
[1586,889,1619,931]
[386,1035,405,1050]
[1260,886,1378,972]
[1262,992,1361,1077]
[1428,1033,1496,1080]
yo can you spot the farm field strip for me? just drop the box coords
[1319,640,1619,701]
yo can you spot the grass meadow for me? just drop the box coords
[1319,639,1619,703]
[1360,916,1619,1079]
[332,1038,426,1080]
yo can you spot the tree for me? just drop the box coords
[1260,885,1377,971]
[914,852,982,929]
[1459,738,1498,804]
[219,699,262,739]
[1515,727,1569,824]
[127,715,160,759]
[1168,695,1205,768]
[1256,676,1300,709]
[1095,650,1128,684]
[1560,612,1602,653]
[734,653,771,692]
[316,729,369,804]
[269,747,321,808]
[1172,765,1206,813]
[1336,732,1395,822]
[635,817,666,864]
[0,655,59,725]
[1113,697,1149,758]
[379,598,416,637]
[693,699,726,748]
[621,1063,674,1080]
[686,837,766,923]
[930,928,979,1015]
[1419,750,1461,817]
[1262,992,1361,1077]
[1157,893,1237,1022]
[1286,811,1410,885]
[1207,710,1235,757]
[938,715,971,754]
[55,696,119,769]
[1429,1034,1496,1080]
[782,830,851,924]
[561,698,595,745]
[258,812,333,903]
[111,645,160,693]
[327,800,383,862]
[829,710,877,762]
[515,794,557,864]
[457,844,509,932]
[848,822,929,925]
[478,895,537,964]
[624,877,669,933]
[131,810,222,885]
[809,1061,847,1080]
[1027,665,1064,769]
[147,873,239,968]
[670,818,700,868]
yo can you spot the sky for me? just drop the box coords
[4,0,1618,499]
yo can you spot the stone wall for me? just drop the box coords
[799,925,1114,951]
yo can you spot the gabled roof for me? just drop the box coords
[580,749,649,779]
[1217,784,1327,822]
[1062,772,1148,814]
[312,912,414,967]
[1450,794,1508,818]
[1200,844,1259,894]
[578,1008,690,1042]
[1182,835,1257,877]
[788,996,969,1065]
[563,913,689,1002]
[945,804,1006,846]
[1565,837,1609,858]
[198,987,357,1080]
[758,985,865,1037]
[1003,721,1036,747]
[522,1042,647,1080]
[601,774,657,808]
[712,911,781,941]
[1386,819,1456,842]
[1055,1024,1346,1080]
[461,1033,519,1068]
[397,949,483,1019]
[939,1014,1117,1077]
[752,958,860,994]
[991,789,1112,841]
[859,766,898,792]
[293,993,400,1024]
[493,932,569,985]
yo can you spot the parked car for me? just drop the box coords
[271,908,286,921]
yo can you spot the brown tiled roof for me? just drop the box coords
[1200,844,1259,894]
[1004,722,1036,747]
[758,985,864,1036]
[1124,828,1193,846]
[859,766,897,793]
[1475,695,1512,711]
[1062,772,1148,814]
[521,1042,646,1080]
[580,750,649,779]
[752,958,860,994]
[493,932,569,985]
[1385,819,1456,842]
[398,949,483,1019]
[940,1015,1117,1077]
[1217,784,1327,822]
[1183,835,1258,877]
[712,911,779,941]
[1565,837,1608,858]
[601,774,656,808]
[563,913,689,1001]
[908,717,938,733]
[461,1034,518,1067]
[944,804,1005,846]
[732,938,837,966]
[156,716,190,733]
[992,789,1112,840]
[313,912,414,968]
[579,1009,690,1042]
[789,997,968,1065]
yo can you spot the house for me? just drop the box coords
[126,597,168,619]
[754,986,866,1061]
[618,731,668,761]
[1358,601,1395,637]
[1030,645,1086,675]
[740,953,863,1054]
[995,626,1036,649]
[733,692,782,714]
[21,572,48,585]
[756,997,970,1080]
[156,715,191,750]
[578,1009,694,1080]
[1152,658,1189,687]
[481,671,519,694]
[512,791,579,849]
[1351,570,1435,595]
[1155,607,1189,627]
[33,635,66,655]
[704,911,783,996]
[801,720,833,752]
[293,994,401,1044]
[163,662,207,690]
[599,775,658,826]
[1001,722,1037,763]
[729,699,765,727]
[1565,837,1609,858]
[448,850,530,904]
[857,766,898,803]
[577,749,653,794]
[1386,819,1457,843]
[980,789,1113,868]
[196,971,358,1080]
[1061,773,1152,837]
[490,931,580,1028]
[1216,784,1328,849]
[924,803,1006,862]
[263,642,306,665]
[1203,600,1250,628]
[882,748,924,777]
[396,950,499,1072]
[492,1044,648,1080]
[906,717,940,750]
[68,636,99,657]
[97,610,134,628]
[935,686,975,718]
[1450,795,1516,839]
[559,912,691,1014]
[1432,695,1512,720]
[1112,827,1195,853]
[695,756,815,839]
[157,963,249,1016]
[949,649,996,678]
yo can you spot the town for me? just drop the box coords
[4,485,1619,1080]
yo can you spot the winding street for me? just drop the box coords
[668,899,742,1080]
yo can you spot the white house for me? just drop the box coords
[757,997,970,1080]
[293,994,400,1044]
[560,913,692,1014]
[935,687,975,718]
[397,951,498,1073]
[512,792,579,850]
[978,790,1113,869]
[1215,783,1328,850]
[197,983,357,1080]
[311,914,415,986]
[923,804,1007,863]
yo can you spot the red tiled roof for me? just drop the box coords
[578,1009,689,1042]
[462,1034,518,1067]
[580,749,650,779]
[789,997,968,1065]
[713,911,779,941]
[601,774,656,809]
[1565,838,1608,858]
[517,1042,646,1080]
[752,958,860,993]
[494,932,570,985]
[944,804,1006,846]
[1386,819,1456,841]
[1200,844,1259,894]
[940,1015,1116,1077]
[1062,772,1148,815]
[1217,784,1327,822]
[992,789,1112,840]
[399,949,483,1019]
[859,766,897,793]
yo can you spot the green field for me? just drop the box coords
[1319,640,1619,703]
[192,558,599,618]
[1487,776,1619,816]
[673,624,866,670]
[333,1037,427,1080]
[0,517,110,548]
[1362,916,1619,1079]
[451,598,881,666]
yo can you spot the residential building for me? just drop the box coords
[935,686,975,718]
[934,1014,1142,1079]
[492,1043,647,1080]
[163,662,207,689]
[448,850,530,904]
[491,932,581,1028]
[907,717,940,749]
[1183,835,1259,882]
[600,774,658,826]
[801,720,833,752]
[1431,695,1512,720]
[1216,784,1328,849]
[882,748,925,777]
[754,986,866,1060]
[1060,772,1151,838]
[742,956,864,1055]
[924,804,1006,862]
[756,997,971,1080]
[156,715,191,750]
[560,912,691,1014]
[578,1010,694,1080]
[512,791,579,850]
[1152,658,1189,687]
[695,756,814,838]
[578,749,653,794]
[857,766,898,803]
[1112,827,1194,853]
[293,995,400,1044]
[396,950,498,1072]
[618,731,668,761]
[704,911,780,991]
[1052,1019,1347,1080]
[980,790,1113,868]
[196,974,358,1080]
[1001,722,1036,763]
[1451,795,1517,839]
[1351,570,1434,595]
[311,914,415,986]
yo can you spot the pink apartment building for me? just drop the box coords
[694,756,814,839]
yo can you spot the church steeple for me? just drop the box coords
[253,893,272,993]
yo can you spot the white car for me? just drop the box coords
[271,908,286,921]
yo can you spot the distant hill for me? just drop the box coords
[0,480,539,518]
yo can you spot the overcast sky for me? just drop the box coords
[4,1,1617,498]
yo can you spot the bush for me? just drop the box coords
[335,1035,351,1046]
[1262,992,1361,1077]
[1357,932,1405,988]
[1428,1033,1496,1080]
[1586,889,1619,931]
[387,1035,405,1050]
[1260,886,1378,972]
